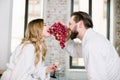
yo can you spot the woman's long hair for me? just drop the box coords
[21,19,47,66]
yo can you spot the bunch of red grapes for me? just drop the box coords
[48,22,67,49]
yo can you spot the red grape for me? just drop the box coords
[48,22,67,49]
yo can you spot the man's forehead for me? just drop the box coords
[69,16,75,23]
[70,16,74,20]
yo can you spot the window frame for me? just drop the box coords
[24,0,29,32]
[70,0,110,69]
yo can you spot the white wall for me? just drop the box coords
[0,0,13,70]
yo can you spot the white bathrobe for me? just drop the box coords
[0,44,50,80]
[65,28,120,80]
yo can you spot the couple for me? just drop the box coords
[1,11,120,80]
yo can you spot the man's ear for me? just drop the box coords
[78,20,83,28]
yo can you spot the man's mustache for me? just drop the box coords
[70,25,79,40]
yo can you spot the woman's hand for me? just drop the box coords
[46,64,57,73]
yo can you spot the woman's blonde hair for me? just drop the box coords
[21,19,47,66]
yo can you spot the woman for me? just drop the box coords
[0,19,56,80]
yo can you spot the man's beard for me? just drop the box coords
[70,31,79,40]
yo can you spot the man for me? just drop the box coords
[65,11,120,80]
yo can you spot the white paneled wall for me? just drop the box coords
[0,0,13,70]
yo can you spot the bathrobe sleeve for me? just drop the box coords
[34,64,50,80]
[38,66,50,80]
[84,43,107,80]
[64,39,82,58]
[11,44,35,80]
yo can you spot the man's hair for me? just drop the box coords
[71,11,93,28]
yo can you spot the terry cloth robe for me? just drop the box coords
[0,44,50,80]
[65,28,120,80]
